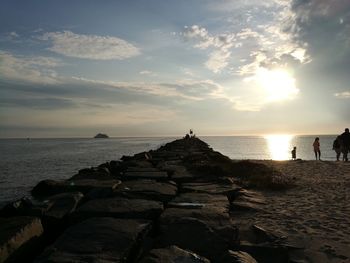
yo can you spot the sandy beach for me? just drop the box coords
[234,160,350,262]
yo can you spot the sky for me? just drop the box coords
[0,0,349,138]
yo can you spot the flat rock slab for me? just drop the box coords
[0,216,43,263]
[123,171,168,180]
[69,167,111,181]
[220,250,257,263]
[75,197,163,220]
[113,180,177,202]
[44,192,84,220]
[231,189,265,212]
[239,241,289,263]
[158,207,238,260]
[140,245,210,263]
[32,179,121,197]
[0,198,47,217]
[182,182,241,196]
[35,217,151,263]
[168,193,229,209]
[158,164,197,182]
[160,206,233,230]
[126,167,161,172]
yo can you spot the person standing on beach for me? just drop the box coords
[333,136,342,161]
[291,146,297,160]
[313,137,321,160]
[340,128,350,161]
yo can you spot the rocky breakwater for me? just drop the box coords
[0,137,300,263]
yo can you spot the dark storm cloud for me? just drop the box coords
[288,0,350,62]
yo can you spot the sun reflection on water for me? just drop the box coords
[265,134,293,160]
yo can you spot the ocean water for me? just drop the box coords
[0,135,340,205]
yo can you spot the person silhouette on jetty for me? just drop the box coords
[291,146,297,160]
[313,137,321,160]
[333,136,342,161]
[340,128,350,161]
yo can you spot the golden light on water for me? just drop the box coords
[265,134,293,160]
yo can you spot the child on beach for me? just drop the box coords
[291,146,297,160]
[313,137,321,160]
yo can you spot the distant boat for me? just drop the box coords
[94,133,109,138]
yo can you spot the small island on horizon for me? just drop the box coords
[94,133,109,138]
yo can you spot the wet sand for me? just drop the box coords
[235,160,350,262]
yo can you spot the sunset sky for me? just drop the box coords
[0,0,349,137]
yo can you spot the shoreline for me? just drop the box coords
[0,137,349,262]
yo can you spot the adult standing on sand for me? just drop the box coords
[333,136,342,161]
[313,137,321,160]
[340,128,350,161]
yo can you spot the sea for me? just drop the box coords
[0,135,340,206]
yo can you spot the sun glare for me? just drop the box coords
[257,68,299,102]
[265,134,293,160]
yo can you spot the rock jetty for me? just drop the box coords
[0,137,303,263]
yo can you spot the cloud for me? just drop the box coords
[72,76,227,102]
[183,25,235,73]
[0,51,62,84]
[139,70,157,77]
[9,32,19,38]
[286,0,350,58]
[40,31,140,60]
[183,1,310,75]
[334,91,350,99]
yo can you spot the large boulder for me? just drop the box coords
[239,241,289,263]
[219,250,257,263]
[168,193,229,209]
[140,245,210,263]
[75,197,163,220]
[31,179,121,198]
[0,216,44,263]
[230,189,265,212]
[113,179,177,202]
[182,182,241,198]
[0,197,47,218]
[44,192,84,220]
[157,163,197,183]
[35,217,151,262]
[122,170,168,181]
[158,207,238,260]
[69,167,111,180]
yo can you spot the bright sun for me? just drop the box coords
[256,68,299,102]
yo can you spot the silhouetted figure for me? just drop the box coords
[291,146,297,160]
[333,136,342,161]
[340,128,350,161]
[189,129,193,137]
[313,137,321,160]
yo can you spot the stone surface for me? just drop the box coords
[44,192,84,220]
[123,171,168,180]
[75,197,163,220]
[168,193,229,209]
[158,207,238,260]
[35,217,151,262]
[182,182,241,197]
[220,250,257,263]
[239,241,289,263]
[140,245,210,263]
[70,167,111,180]
[0,197,47,217]
[113,179,177,202]
[31,179,121,197]
[231,189,265,212]
[0,216,43,263]
[158,163,197,182]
